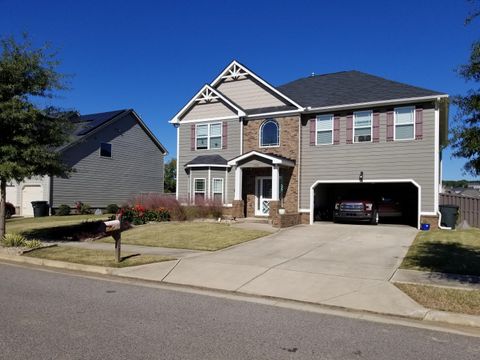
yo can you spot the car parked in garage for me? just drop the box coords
[333,199,379,225]
[5,202,16,219]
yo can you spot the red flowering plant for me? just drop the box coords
[117,203,169,225]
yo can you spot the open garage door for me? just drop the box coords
[312,181,419,228]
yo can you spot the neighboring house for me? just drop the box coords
[467,182,480,190]
[170,61,449,228]
[444,187,480,198]
[7,109,167,216]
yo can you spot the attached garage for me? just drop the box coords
[22,185,44,216]
[6,184,17,206]
[311,180,420,228]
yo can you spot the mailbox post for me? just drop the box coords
[103,214,122,263]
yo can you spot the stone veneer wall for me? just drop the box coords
[420,215,439,230]
[242,115,300,214]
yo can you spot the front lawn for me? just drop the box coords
[102,222,271,251]
[6,215,109,238]
[24,246,174,268]
[396,283,480,316]
[400,228,480,276]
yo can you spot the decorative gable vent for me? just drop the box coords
[196,88,219,103]
[221,63,249,81]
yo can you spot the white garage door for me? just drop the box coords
[22,185,44,216]
[6,185,17,206]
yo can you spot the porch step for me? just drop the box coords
[239,217,271,224]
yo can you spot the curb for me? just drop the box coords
[1,253,480,330]
[0,252,115,275]
[425,310,480,328]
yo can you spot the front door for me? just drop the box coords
[255,177,272,216]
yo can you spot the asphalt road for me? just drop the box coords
[0,263,479,360]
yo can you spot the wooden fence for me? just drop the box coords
[439,193,480,228]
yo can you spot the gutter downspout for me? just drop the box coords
[437,210,452,230]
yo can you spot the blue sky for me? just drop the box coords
[1,0,478,180]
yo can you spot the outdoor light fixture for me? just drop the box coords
[359,171,364,182]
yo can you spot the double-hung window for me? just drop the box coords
[353,111,372,143]
[194,178,206,202]
[212,178,224,203]
[316,114,333,145]
[196,123,222,150]
[394,106,415,140]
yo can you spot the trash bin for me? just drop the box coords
[439,204,459,229]
[31,201,49,217]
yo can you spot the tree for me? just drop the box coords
[451,1,480,176]
[164,158,176,193]
[0,34,72,238]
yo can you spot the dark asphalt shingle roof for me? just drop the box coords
[185,155,228,166]
[277,70,446,108]
[58,109,167,154]
[70,109,128,136]
[245,105,297,115]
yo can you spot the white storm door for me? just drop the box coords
[255,177,272,216]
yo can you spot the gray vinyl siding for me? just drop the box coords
[52,113,164,208]
[300,104,436,213]
[181,100,236,121]
[186,168,232,204]
[177,118,241,204]
[216,77,286,110]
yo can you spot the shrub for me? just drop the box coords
[24,239,43,249]
[118,204,170,225]
[57,204,71,216]
[106,204,119,214]
[75,201,92,215]
[125,193,225,222]
[2,233,27,247]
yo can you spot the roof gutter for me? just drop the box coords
[303,94,449,113]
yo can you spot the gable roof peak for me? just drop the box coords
[210,60,304,110]
[169,83,246,124]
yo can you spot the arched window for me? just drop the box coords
[260,119,279,147]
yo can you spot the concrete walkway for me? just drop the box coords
[58,241,206,258]
[114,223,427,318]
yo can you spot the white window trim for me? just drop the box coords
[394,106,416,141]
[212,178,224,204]
[193,178,206,203]
[259,119,280,148]
[315,114,334,145]
[353,110,373,143]
[195,123,222,150]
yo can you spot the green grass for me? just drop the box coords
[102,222,271,251]
[396,283,480,316]
[400,228,480,276]
[24,246,175,268]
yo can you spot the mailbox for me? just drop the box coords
[104,219,120,233]
[103,215,122,262]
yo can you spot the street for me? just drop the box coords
[0,263,478,360]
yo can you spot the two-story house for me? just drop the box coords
[7,109,167,215]
[170,61,448,228]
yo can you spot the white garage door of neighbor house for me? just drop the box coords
[6,185,17,206]
[22,185,44,216]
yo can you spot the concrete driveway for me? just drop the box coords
[117,223,426,317]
